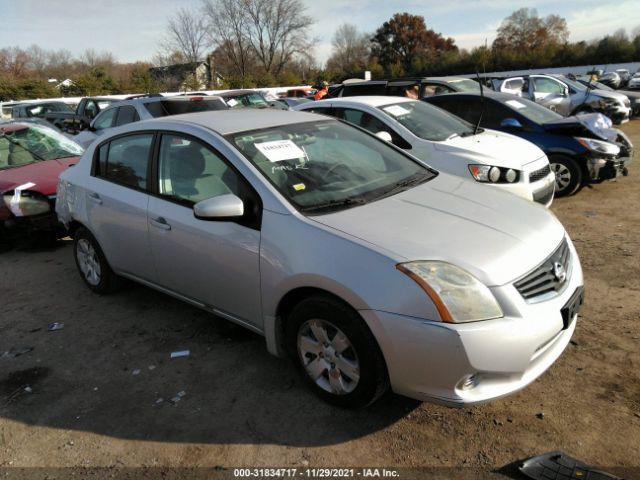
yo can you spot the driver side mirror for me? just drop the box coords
[194,194,244,220]
[500,118,523,131]
[375,131,393,142]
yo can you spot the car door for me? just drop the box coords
[85,132,156,281]
[146,132,263,327]
[531,76,571,115]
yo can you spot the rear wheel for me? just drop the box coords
[73,227,122,293]
[286,295,389,408]
[550,155,582,197]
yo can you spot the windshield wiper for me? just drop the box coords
[302,196,368,214]
[380,172,432,199]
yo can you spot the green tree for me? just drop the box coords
[370,13,457,76]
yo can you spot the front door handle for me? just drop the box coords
[150,216,171,231]
[88,192,102,204]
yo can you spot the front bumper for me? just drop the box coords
[587,131,633,181]
[360,237,584,407]
[487,158,555,208]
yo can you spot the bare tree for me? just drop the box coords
[326,23,370,73]
[162,7,210,64]
[203,0,314,79]
[244,0,314,76]
[202,0,253,80]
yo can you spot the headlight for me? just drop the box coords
[468,165,520,183]
[397,261,503,323]
[575,137,620,156]
[3,190,51,216]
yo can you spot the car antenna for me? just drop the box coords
[474,69,484,135]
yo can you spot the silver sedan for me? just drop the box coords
[56,109,584,408]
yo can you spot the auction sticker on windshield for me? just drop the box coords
[255,140,305,162]
[383,105,411,117]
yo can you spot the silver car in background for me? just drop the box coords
[56,110,584,408]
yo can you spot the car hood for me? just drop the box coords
[431,129,545,168]
[310,173,565,286]
[0,157,78,195]
[542,112,618,142]
[588,88,627,101]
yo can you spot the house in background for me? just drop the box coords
[149,55,223,91]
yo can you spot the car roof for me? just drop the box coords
[313,96,415,108]
[143,109,332,135]
[424,76,473,82]
[426,91,513,102]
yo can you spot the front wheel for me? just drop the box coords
[550,155,583,197]
[286,295,389,408]
[73,227,122,293]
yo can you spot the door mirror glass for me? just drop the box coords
[500,118,523,131]
[194,194,244,220]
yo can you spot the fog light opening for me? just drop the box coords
[458,373,479,391]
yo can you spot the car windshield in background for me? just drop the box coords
[561,77,588,92]
[23,103,74,116]
[0,123,83,168]
[501,97,563,124]
[447,79,481,92]
[225,93,269,109]
[144,98,226,118]
[380,100,475,141]
[228,120,435,214]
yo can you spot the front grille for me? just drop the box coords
[514,239,570,300]
[529,165,551,183]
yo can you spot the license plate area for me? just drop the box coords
[561,286,584,330]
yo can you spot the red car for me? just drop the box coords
[0,122,83,240]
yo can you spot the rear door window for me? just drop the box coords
[95,134,153,190]
[115,106,140,127]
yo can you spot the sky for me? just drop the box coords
[2,0,640,67]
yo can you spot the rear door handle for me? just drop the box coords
[88,192,102,204]
[150,216,171,231]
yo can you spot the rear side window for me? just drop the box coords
[144,98,227,118]
[115,106,139,126]
[95,134,153,190]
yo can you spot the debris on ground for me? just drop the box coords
[170,350,190,359]
[131,369,141,376]
[47,322,65,331]
[536,412,545,419]
[520,451,622,480]
[1,347,33,359]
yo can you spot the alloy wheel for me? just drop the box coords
[297,318,360,395]
[76,238,102,286]
[551,162,571,192]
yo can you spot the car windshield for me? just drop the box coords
[501,97,563,124]
[447,79,481,92]
[560,77,587,92]
[0,123,84,169]
[228,120,436,214]
[379,100,475,141]
[225,93,269,109]
[23,102,74,117]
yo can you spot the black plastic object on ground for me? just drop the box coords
[520,451,623,480]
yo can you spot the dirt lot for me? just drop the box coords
[1,121,639,479]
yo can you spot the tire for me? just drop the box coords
[549,155,583,197]
[286,295,389,408]
[73,227,122,294]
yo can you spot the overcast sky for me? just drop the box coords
[3,0,640,66]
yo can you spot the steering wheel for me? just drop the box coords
[320,162,355,183]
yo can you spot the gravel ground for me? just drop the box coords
[1,121,639,479]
